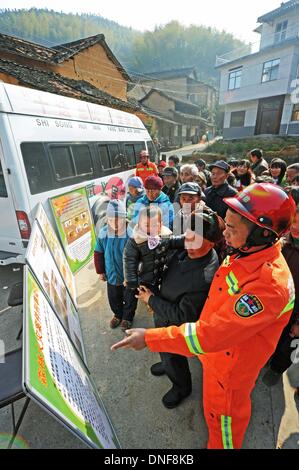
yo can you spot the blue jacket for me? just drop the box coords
[94,225,128,285]
[132,192,174,228]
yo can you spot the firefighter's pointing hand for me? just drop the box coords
[111,328,147,351]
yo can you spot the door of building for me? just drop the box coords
[255,95,285,135]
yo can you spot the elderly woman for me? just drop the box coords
[180,164,199,184]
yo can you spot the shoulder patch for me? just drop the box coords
[234,294,264,318]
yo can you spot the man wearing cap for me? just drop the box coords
[132,175,174,229]
[173,182,205,236]
[162,166,181,204]
[135,150,158,185]
[111,183,296,449]
[204,161,237,219]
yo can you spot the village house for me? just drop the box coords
[0,32,146,119]
[139,88,212,148]
[216,0,299,139]
[128,66,217,147]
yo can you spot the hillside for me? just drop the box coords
[0,8,249,83]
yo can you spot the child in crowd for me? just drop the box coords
[126,176,145,221]
[94,200,137,332]
[123,206,184,296]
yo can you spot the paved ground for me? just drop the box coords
[0,261,299,449]
[162,138,221,160]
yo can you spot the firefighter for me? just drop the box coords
[135,150,158,185]
[111,183,296,449]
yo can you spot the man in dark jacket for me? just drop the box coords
[162,166,181,203]
[135,209,223,408]
[204,161,237,219]
[249,148,269,177]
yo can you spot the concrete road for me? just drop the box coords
[0,261,299,449]
[161,138,222,161]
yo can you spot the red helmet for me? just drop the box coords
[224,183,296,237]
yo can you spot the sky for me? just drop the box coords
[0,0,282,44]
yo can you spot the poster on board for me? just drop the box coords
[49,187,96,273]
[23,266,120,449]
[25,222,86,363]
[35,203,77,306]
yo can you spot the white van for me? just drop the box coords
[0,83,156,265]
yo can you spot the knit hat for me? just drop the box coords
[128,176,144,189]
[144,175,163,190]
[106,200,127,218]
[158,160,167,168]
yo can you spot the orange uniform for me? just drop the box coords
[145,242,295,449]
[135,161,158,184]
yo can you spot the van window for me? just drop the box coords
[97,144,122,170]
[124,144,136,166]
[109,144,122,168]
[0,158,8,197]
[71,145,94,176]
[134,143,146,157]
[98,145,111,170]
[147,141,158,161]
[21,142,54,194]
[50,145,75,180]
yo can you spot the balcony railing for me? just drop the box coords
[216,25,299,67]
[215,44,256,67]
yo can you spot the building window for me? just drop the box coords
[291,104,299,121]
[261,59,280,83]
[228,68,242,90]
[274,21,288,44]
[230,111,246,127]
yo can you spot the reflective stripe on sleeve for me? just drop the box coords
[221,415,234,449]
[226,271,240,296]
[184,323,205,355]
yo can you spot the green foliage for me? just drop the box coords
[131,21,248,83]
[0,8,248,83]
[205,137,299,159]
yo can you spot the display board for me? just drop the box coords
[25,222,86,363]
[23,267,120,449]
[35,203,77,306]
[50,187,96,273]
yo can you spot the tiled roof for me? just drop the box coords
[52,34,131,80]
[0,58,138,112]
[0,32,131,80]
[0,32,58,64]
[140,88,201,111]
[258,0,299,23]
